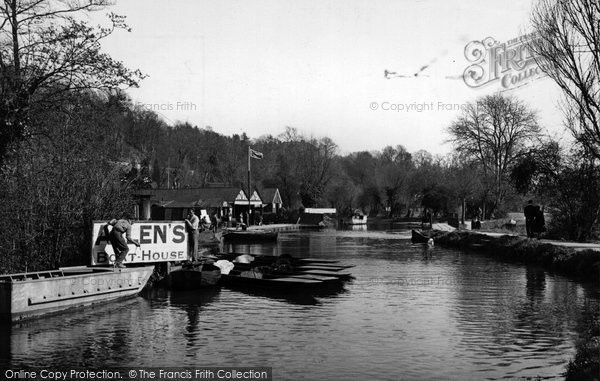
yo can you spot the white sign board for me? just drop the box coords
[91,221,188,265]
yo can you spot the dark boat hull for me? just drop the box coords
[220,272,343,292]
[166,264,221,290]
[216,253,340,265]
[222,230,278,242]
[215,253,355,280]
[411,229,429,243]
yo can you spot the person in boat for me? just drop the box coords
[107,219,140,268]
[421,208,433,230]
[185,209,200,261]
[524,200,537,238]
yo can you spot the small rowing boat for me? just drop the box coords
[165,262,221,290]
[217,252,353,292]
[411,229,430,244]
[221,229,279,242]
[220,268,343,291]
[342,210,368,225]
[215,253,340,265]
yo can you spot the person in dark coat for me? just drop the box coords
[533,205,546,238]
[524,200,537,238]
[209,212,218,233]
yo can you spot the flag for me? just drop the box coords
[249,148,263,159]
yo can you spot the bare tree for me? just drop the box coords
[445,154,483,225]
[296,136,337,207]
[529,0,600,159]
[375,145,413,217]
[448,94,540,216]
[0,0,144,165]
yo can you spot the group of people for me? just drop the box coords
[236,211,263,228]
[104,208,264,267]
[524,200,546,238]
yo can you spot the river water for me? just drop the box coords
[1,226,598,380]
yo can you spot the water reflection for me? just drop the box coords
[449,254,592,379]
[165,288,220,349]
[222,242,280,257]
[0,323,10,368]
[7,297,151,367]
[1,228,598,380]
[225,288,320,306]
[342,224,367,231]
[526,266,546,300]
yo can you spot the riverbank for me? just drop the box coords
[430,230,599,280]
[428,229,599,379]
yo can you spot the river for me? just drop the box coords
[1,226,598,380]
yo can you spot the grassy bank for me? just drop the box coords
[431,231,599,280]
[565,316,600,381]
[429,230,599,380]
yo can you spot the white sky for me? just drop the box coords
[92,0,567,155]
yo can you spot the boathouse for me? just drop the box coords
[133,187,257,221]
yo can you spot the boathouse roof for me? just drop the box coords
[258,188,282,205]
[134,187,255,208]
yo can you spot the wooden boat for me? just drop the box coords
[226,261,354,278]
[293,264,355,271]
[165,262,221,290]
[216,250,353,292]
[221,229,278,242]
[220,266,343,292]
[411,229,430,243]
[0,265,154,322]
[293,269,354,280]
[215,253,340,265]
[342,210,368,225]
[223,254,354,280]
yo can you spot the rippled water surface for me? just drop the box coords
[2,226,598,380]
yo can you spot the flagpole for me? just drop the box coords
[247,146,251,225]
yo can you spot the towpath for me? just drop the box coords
[434,223,600,252]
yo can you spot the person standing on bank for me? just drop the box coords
[107,219,140,268]
[185,209,200,261]
[209,212,218,233]
[524,200,537,238]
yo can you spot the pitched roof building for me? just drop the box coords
[257,188,283,213]
[134,187,254,220]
